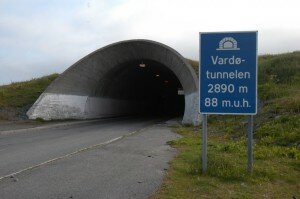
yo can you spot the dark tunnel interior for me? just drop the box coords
[95,59,185,117]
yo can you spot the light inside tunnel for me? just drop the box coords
[96,59,185,117]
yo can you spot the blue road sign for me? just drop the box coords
[199,31,257,114]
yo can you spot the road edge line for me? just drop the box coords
[0,125,150,182]
[0,117,132,135]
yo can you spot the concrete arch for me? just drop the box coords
[27,40,200,125]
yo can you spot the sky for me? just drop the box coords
[0,0,299,85]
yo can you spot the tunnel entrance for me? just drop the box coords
[97,59,185,117]
[27,40,200,125]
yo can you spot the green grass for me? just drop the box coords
[153,52,300,198]
[0,74,59,120]
[0,74,58,108]
[258,52,300,85]
[152,123,299,199]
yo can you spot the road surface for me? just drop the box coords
[0,117,180,199]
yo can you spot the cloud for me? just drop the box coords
[0,0,300,84]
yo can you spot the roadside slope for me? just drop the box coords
[0,74,58,120]
[153,52,300,198]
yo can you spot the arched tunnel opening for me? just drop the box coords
[98,59,185,117]
[27,40,200,125]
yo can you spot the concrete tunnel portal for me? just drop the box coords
[27,40,200,125]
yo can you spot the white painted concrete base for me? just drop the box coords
[182,92,201,125]
[27,93,201,125]
[27,93,147,120]
[27,93,87,120]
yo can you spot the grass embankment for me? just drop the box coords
[153,52,300,198]
[0,74,59,120]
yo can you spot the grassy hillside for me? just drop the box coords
[0,74,59,120]
[154,52,300,198]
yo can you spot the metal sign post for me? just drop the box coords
[247,115,254,173]
[202,114,207,173]
[199,31,258,174]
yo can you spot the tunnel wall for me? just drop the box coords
[27,40,201,125]
[28,93,147,119]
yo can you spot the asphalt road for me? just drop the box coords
[0,117,180,199]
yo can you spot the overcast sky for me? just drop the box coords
[0,0,299,85]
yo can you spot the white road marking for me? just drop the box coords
[0,118,112,135]
[0,126,149,182]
